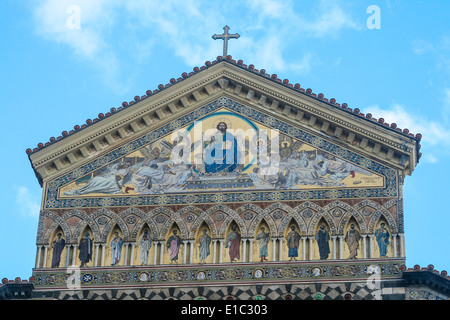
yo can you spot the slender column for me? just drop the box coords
[278,238,283,261]
[153,242,158,266]
[219,239,224,263]
[130,244,135,266]
[392,234,397,257]
[65,245,71,267]
[159,241,165,265]
[362,235,368,259]
[182,241,188,264]
[100,244,105,266]
[189,240,194,264]
[332,236,337,260]
[43,245,49,268]
[212,239,218,263]
[368,235,374,258]
[94,244,100,266]
[242,239,247,262]
[248,239,254,263]
[123,243,129,266]
[73,245,78,266]
[36,246,42,268]
[272,238,277,261]
[338,236,344,259]
[399,233,405,257]
[302,237,307,260]
[308,237,313,260]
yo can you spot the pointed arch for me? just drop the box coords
[209,205,246,238]
[41,210,72,244]
[190,211,218,238]
[125,207,160,241]
[247,210,277,238]
[70,209,102,242]
[307,201,339,236]
[335,201,367,235]
[92,208,129,242]
[366,205,398,234]
[156,207,189,240]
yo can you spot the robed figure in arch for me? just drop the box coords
[51,233,66,268]
[79,232,93,267]
[110,232,124,266]
[315,225,330,260]
[375,223,390,258]
[225,225,241,262]
[344,224,361,259]
[166,230,183,264]
[138,229,152,265]
[256,227,270,262]
[197,229,212,263]
[285,226,301,261]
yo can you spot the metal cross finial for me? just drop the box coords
[212,25,240,57]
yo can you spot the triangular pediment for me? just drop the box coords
[40,94,403,209]
[29,59,420,209]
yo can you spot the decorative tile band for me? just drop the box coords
[32,258,404,290]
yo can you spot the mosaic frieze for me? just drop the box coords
[31,259,403,290]
[44,97,397,209]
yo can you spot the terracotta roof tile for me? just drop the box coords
[26,56,422,155]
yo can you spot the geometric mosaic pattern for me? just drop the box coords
[31,259,404,291]
[31,281,397,300]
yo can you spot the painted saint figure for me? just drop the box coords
[315,225,330,260]
[138,229,152,265]
[285,226,301,261]
[110,232,124,266]
[204,122,240,174]
[166,230,182,264]
[344,224,361,259]
[79,232,93,268]
[375,223,390,258]
[256,227,270,262]
[225,225,241,262]
[198,229,212,263]
[51,233,66,268]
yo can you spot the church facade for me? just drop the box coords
[14,56,449,300]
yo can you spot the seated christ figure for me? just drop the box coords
[204,122,240,174]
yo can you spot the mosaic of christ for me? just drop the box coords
[59,110,383,197]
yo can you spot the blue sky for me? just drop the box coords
[1,0,449,281]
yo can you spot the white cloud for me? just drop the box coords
[31,0,360,87]
[15,186,41,218]
[303,0,359,37]
[363,103,450,163]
